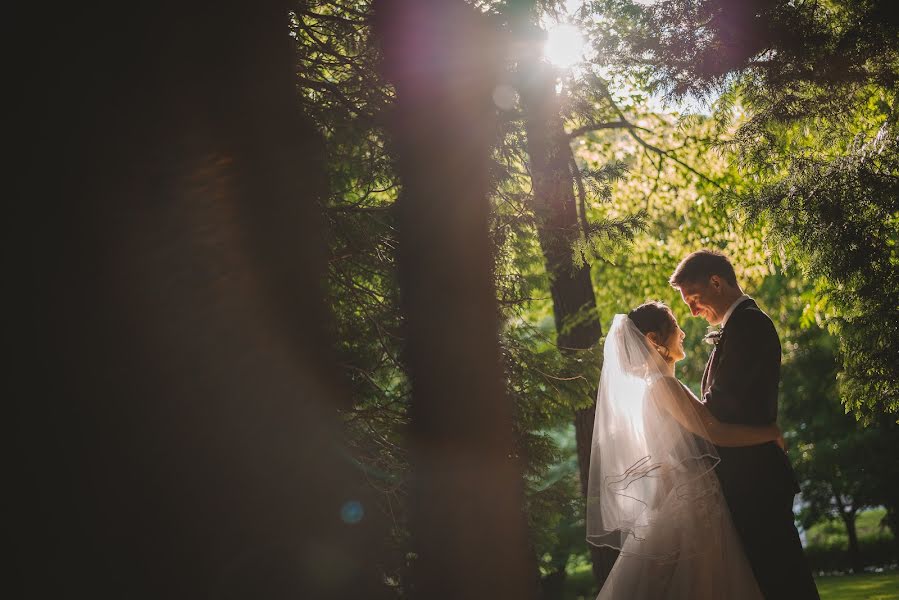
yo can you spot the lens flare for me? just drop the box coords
[543,24,586,67]
[340,500,364,524]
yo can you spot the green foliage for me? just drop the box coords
[572,106,778,388]
[734,97,899,423]
[604,0,899,421]
[806,508,893,547]
[572,160,647,266]
[293,4,413,587]
[779,321,871,527]
[775,277,899,569]
[609,0,899,103]
[524,425,589,577]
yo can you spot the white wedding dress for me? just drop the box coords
[586,315,762,599]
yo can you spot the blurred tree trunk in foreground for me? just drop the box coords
[17,2,387,597]
[375,1,538,598]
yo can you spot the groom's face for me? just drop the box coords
[678,277,729,325]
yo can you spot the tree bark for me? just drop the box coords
[834,492,862,574]
[376,2,536,598]
[885,504,899,547]
[519,61,618,591]
[844,513,863,574]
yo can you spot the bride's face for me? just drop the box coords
[662,318,687,363]
[646,313,686,364]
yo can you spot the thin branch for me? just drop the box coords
[643,154,664,211]
[568,148,591,241]
[597,84,732,194]
[567,120,650,138]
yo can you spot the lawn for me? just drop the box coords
[559,566,899,599]
[816,571,899,600]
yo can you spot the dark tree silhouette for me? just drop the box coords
[375,1,538,597]
[17,2,388,597]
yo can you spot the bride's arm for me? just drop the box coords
[653,377,782,448]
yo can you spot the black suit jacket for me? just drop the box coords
[702,298,800,499]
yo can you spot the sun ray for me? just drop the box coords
[543,23,586,68]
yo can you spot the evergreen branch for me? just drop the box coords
[568,148,591,242]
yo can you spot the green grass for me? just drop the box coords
[816,571,899,600]
[558,565,899,599]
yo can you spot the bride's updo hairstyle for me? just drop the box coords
[627,301,676,347]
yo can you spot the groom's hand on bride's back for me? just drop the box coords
[775,427,786,452]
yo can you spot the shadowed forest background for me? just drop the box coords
[17,0,897,598]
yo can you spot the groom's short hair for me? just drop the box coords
[669,249,738,288]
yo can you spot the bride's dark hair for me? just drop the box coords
[627,301,676,343]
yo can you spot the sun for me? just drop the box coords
[543,23,587,68]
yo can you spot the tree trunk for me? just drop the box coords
[520,61,618,591]
[834,493,863,574]
[17,2,388,597]
[376,2,536,598]
[843,512,863,574]
[885,503,899,548]
[885,503,899,559]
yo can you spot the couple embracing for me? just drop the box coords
[586,250,820,599]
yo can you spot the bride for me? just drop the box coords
[587,302,782,599]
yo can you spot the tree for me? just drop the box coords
[780,325,872,573]
[18,2,388,597]
[755,268,899,571]
[375,1,537,597]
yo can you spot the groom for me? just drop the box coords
[670,250,819,599]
